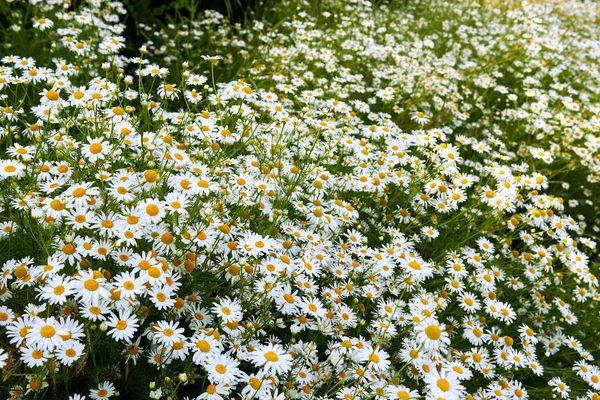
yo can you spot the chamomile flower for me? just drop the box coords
[36,275,75,305]
[204,353,245,385]
[89,381,115,400]
[458,292,481,313]
[249,343,293,375]
[106,309,139,342]
[56,340,85,366]
[152,320,185,347]
[73,270,110,305]
[191,333,223,364]
[411,111,430,125]
[26,317,68,351]
[21,343,52,367]
[424,370,465,400]
[415,319,450,352]
[33,17,54,30]
[548,377,570,399]
[81,138,110,162]
[212,297,243,323]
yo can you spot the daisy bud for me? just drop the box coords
[149,382,156,389]
[31,208,43,219]
[99,322,108,332]
[178,373,188,382]
[147,161,156,168]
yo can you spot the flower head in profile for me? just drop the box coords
[202,55,223,64]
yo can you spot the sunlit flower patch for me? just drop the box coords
[0,0,599,399]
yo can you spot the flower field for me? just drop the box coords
[0,0,599,398]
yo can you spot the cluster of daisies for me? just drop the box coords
[0,0,599,399]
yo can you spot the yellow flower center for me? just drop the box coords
[425,325,441,340]
[264,351,279,362]
[40,325,56,338]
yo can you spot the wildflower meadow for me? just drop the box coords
[0,0,599,399]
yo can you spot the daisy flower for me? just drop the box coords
[56,340,85,366]
[137,198,166,224]
[549,377,570,399]
[239,233,277,256]
[148,285,176,310]
[141,64,168,78]
[187,73,207,86]
[414,319,450,352]
[360,346,391,372]
[385,385,421,400]
[424,370,465,400]
[196,382,230,400]
[164,192,189,215]
[64,182,101,207]
[212,297,243,323]
[89,381,115,400]
[204,353,245,385]
[73,270,111,305]
[32,255,65,280]
[7,143,36,161]
[152,320,185,347]
[191,333,223,365]
[112,271,146,299]
[299,297,327,320]
[411,111,430,125]
[33,17,54,30]
[458,292,481,313]
[248,343,293,375]
[26,317,67,351]
[81,137,110,163]
[66,205,98,230]
[21,343,52,367]
[36,275,75,305]
[0,305,13,326]
[106,309,139,342]
[80,300,110,322]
